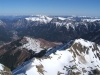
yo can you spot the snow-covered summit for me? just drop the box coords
[71,38,100,56]
[25,15,52,23]
[74,38,95,48]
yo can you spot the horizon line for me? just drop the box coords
[0,14,99,17]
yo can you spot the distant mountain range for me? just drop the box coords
[0,15,100,44]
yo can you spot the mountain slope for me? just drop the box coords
[0,37,57,70]
[12,38,100,75]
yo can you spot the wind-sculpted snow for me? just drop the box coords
[12,38,100,75]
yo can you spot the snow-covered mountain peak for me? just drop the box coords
[13,38,100,75]
[35,39,100,75]
[74,38,95,48]
[70,38,100,56]
[25,15,52,23]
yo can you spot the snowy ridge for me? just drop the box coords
[52,16,100,27]
[20,37,57,53]
[25,15,100,30]
[74,38,95,48]
[25,15,52,23]
[12,38,100,75]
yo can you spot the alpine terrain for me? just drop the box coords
[12,38,100,75]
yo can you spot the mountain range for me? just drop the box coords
[0,15,100,44]
[0,15,100,75]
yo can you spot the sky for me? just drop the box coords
[0,0,100,16]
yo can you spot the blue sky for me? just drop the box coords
[0,0,100,16]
